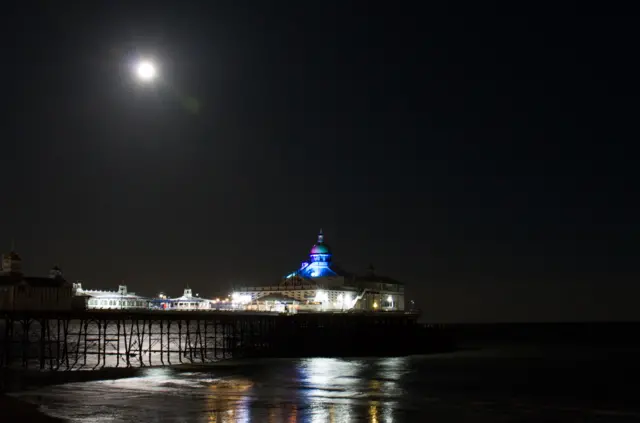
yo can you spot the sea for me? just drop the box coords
[9,343,640,422]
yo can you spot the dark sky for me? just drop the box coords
[2,3,638,322]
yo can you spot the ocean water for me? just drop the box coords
[11,345,640,422]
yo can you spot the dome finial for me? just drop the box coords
[318,228,324,244]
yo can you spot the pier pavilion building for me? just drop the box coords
[150,287,214,310]
[233,230,405,312]
[0,250,73,311]
[73,283,150,310]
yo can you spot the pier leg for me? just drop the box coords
[71,319,82,369]
[178,321,183,364]
[48,320,55,370]
[160,320,164,366]
[214,320,218,360]
[82,320,88,368]
[186,320,192,363]
[39,318,46,370]
[135,319,143,367]
[20,320,29,368]
[167,321,172,366]
[148,320,152,366]
[102,320,109,369]
[63,319,71,370]
[203,319,208,361]
[116,321,121,368]
[56,318,62,370]
[197,320,204,363]
[92,321,101,370]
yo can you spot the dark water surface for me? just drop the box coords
[11,345,640,422]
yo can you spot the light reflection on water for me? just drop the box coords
[13,357,407,422]
[205,377,252,423]
[11,349,640,422]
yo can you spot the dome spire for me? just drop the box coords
[309,229,331,262]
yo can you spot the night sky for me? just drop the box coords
[2,3,638,322]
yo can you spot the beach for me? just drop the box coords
[7,345,640,422]
[0,394,65,422]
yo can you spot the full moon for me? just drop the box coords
[136,60,157,81]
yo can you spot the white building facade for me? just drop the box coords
[151,288,212,311]
[74,283,150,310]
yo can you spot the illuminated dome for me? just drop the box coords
[310,243,331,255]
[283,229,338,279]
[309,229,332,264]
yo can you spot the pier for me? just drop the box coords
[0,310,447,371]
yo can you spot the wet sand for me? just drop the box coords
[0,364,223,422]
[7,340,640,422]
[0,394,65,422]
[12,348,640,422]
[0,367,149,423]
[1,367,143,393]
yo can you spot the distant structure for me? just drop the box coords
[234,229,405,312]
[150,287,213,311]
[0,249,73,311]
[73,283,149,310]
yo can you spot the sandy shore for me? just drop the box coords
[1,367,143,393]
[0,394,66,422]
[0,364,226,422]
[0,367,147,422]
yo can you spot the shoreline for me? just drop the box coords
[0,394,66,422]
[5,346,639,422]
[0,361,248,423]
[0,366,145,394]
[1,366,171,423]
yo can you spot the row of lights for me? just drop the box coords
[157,291,394,310]
[231,293,252,305]
[157,293,232,303]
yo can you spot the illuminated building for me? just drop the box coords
[234,230,405,312]
[244,293,299,313]
[74,283,150,310]
[150,287,213,310]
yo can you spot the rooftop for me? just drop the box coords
[0,275,69,288]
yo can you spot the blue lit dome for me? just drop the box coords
[309,229,332,263]
[310,243,331,255]
[283,229,338,279]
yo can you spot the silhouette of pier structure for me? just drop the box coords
[0,310,443,371]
